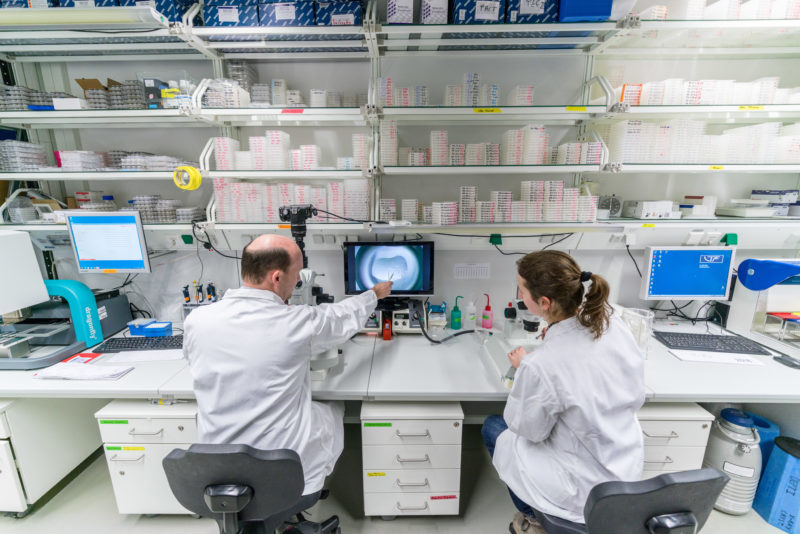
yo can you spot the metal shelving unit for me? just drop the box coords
[0,171,175,181]
[383,165,601,175]
[381,106,604,125]
[591,164,800,174]
[198,107,367,126]
[206,170,365,180]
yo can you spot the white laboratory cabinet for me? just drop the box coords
[0,398,107,515]
[361,402,464,517]
[637,403,714,480]
[95,399,198,515]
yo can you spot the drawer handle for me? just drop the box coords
[396,454,430,464]
[395,430,431,438]
[110,454,145,463]
[128,428,164,437]
[642,430,679,439]
[644,456,674,465]
[396,501,429,512]
[396,478,430,488]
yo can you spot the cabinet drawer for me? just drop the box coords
[98,417,197,444]
[104,443,191,515]
[363,469,460,493]
[639,420,711,447]
[643,446,706,472]
[0,413,9,440]
[364,492,459,516]
[0,440,27,512]
[363,445,461,470]
[362,419,462,446]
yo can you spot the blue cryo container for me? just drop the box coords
[315,1,362,26]
[506,0,558,23]
[558,0,611,21]
[747,412,782,479]
[259,1,315,26]
[451,0,506,24]
[754,437,800,533]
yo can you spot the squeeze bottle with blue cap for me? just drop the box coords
[482,293,493,329]
[451,296,463,330]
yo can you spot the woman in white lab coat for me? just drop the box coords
[482,250,645,534]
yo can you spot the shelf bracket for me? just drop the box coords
[617,14,641,29]
[602,162,624,173]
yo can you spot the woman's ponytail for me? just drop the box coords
[577,273,612,339]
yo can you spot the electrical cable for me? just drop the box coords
[626,244,642,278]
[494,244,527,256]
[542,233,575,250]
[196,239,204,282]
[192,221,241,260]
[315,208,384,224]
[408,300,475,344]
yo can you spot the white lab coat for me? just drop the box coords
[493,315,645,523]
[183,286,377,495]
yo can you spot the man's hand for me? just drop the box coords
[507,347,527,369]
[372,281,393,300]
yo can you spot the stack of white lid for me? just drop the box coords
[508,85,535,106]
[401,199,420,222]
[430,130,448,166]
[310,89,327,108]
[234,151,252,170]
[476,201,496,223]
[265,130,291,170]
[352,133,369,170]
[459,185,477,223]
[379,77,393,107]
[422,205,433,224]
[379,198,396,221]
[213,137,240,171]
[344,179,371,221]
[327,182,345,221]
[380,120,398,166]
[449,144,466,166]
[432,202,458,225]
[491,191,513,223]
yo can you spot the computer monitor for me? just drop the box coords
[343,241,434,296]
[66,211,151,274]
[640,246,735,300]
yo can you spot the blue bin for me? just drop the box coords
[558,0,611,22]
[753,436,800,533]
[747,411,781,478]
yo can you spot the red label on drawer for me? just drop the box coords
[281,109,304,114]
[430,495,457,500]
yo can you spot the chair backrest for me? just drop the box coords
[583,468,729,534]
[162,443,305,522]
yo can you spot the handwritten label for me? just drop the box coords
[473,108,501,113]
[430,495,458,500]
[274,4,296,21]
[566,106,587,112]
[709,165,725,170]
[280,109,304,114]
[520,0,545,15]
[738,105,764,111]
[331,13,355,25]
[123,446,145,451]
[367,472,386,477]
[217,6,239,23]
[475,0,500,21]
[641,223,655,228]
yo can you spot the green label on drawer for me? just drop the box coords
[363,422,392,427]
[106,446,122,451]
[99,420,128,424]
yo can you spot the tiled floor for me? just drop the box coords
[0,426,781,533]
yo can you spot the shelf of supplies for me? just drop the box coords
[212,222,366,231]
[383,165,599,175]
[378,22,615,55]
[370,222,621,233]
[0,171,175,181]
[1,223,195,232]
[199,107,367,126]
[599,104,800,122]
[592,164,800,174]
[206,170,366,179]
[594,19,800,57]
[381,106,604,124]
[0,109,207,128]
[605,217,800,228]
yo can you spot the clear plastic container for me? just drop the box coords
[8,195,38,223]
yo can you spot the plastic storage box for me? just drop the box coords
[315,1,362,26]
[558,0,611,21]
[259,1,315,26]
[452,0,505,24]
[506,0,558,23]
[204,0,260,26]
[753,437,800,533]
[60,0,117,7]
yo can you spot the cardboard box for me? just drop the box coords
[506,0,558,23]
[52,97,88,110]
[203,3,260,26]
[452,0,505,24]
[387,0,413,23]
[422,0,447,23]
[315,1,362,26]
[59,0,117,7]
[259,2,315,26]
[74,78,122,99]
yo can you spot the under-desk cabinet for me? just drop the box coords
[95,399,198,515]
[0,398,106,516]
[638,403,714,480]
[361,401,464,517]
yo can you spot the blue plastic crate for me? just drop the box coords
[558,0,611,21]
[204,3,259,25]
[259,1,315,26]
[60,0,117,6]
[452,0,505,24]
[506,0,557,23]
[754,437,800,533]
[315,1,361,26]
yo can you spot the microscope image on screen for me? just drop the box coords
[355,245,423,292]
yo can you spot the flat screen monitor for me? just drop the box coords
[66,211,151,274]
[640,246,735,300]
[343,241,434,296]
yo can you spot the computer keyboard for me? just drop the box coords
[94,335,184,353]
[653,331,771,356]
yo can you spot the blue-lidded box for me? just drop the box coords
[506,0,557,23]
[315,1,361,26]
[558,0,611,21]
[59,0,117,6]
[204,2,259,26]
[754,437,800,533]
[259,1,315,26]
[451,0,505,24]
[127,319,173,337]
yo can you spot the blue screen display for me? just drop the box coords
[646,248,733,298]
[344,242,434,295]
[67,214,148,272]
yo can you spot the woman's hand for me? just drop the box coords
[507,347,527,369]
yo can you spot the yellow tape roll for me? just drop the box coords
[173,166,202,191]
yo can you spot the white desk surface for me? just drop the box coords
[367,333,510,401]
[645,320,800,403]
[158,335,378,401]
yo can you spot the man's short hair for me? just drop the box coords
[241,243,292,284]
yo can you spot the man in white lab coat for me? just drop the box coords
[184,234,392,496]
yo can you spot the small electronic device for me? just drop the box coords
[361,311,381,334]
[390,308,424,334]
[640,246,735,300]
[66,211,150,273]
[598,195,623,217]
[343,241,434,296]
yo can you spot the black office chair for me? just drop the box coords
[162,444,341,534]
[531,468,729,534]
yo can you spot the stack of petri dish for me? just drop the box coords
[432,202,458,225]
[459,186,477,223]
[327,182,345,221]
[235,150,253,171]
[300,145,321,170]
[344,179,371,221]
[226,60,257,93]
[491,191,513,223]
[250,84,271,107]
[0,140,48,171]
[352,133,370,170]
[449,144,466,166]
[522,125,549,165]
[430,130,448,166]
[380,120,398,166]
[109,80,146,110]
[213,137,240,171]
[379,198,397,221]
[176,207,206,223]
[401,199,420,223]
[466,144,486,166]
[85,89,110,110]
[422,205,433,224]
[265,130,291,170]
[577,196,599,223]
[502,129,526,165]
[249,136,269,170]
[476,201,496,223]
